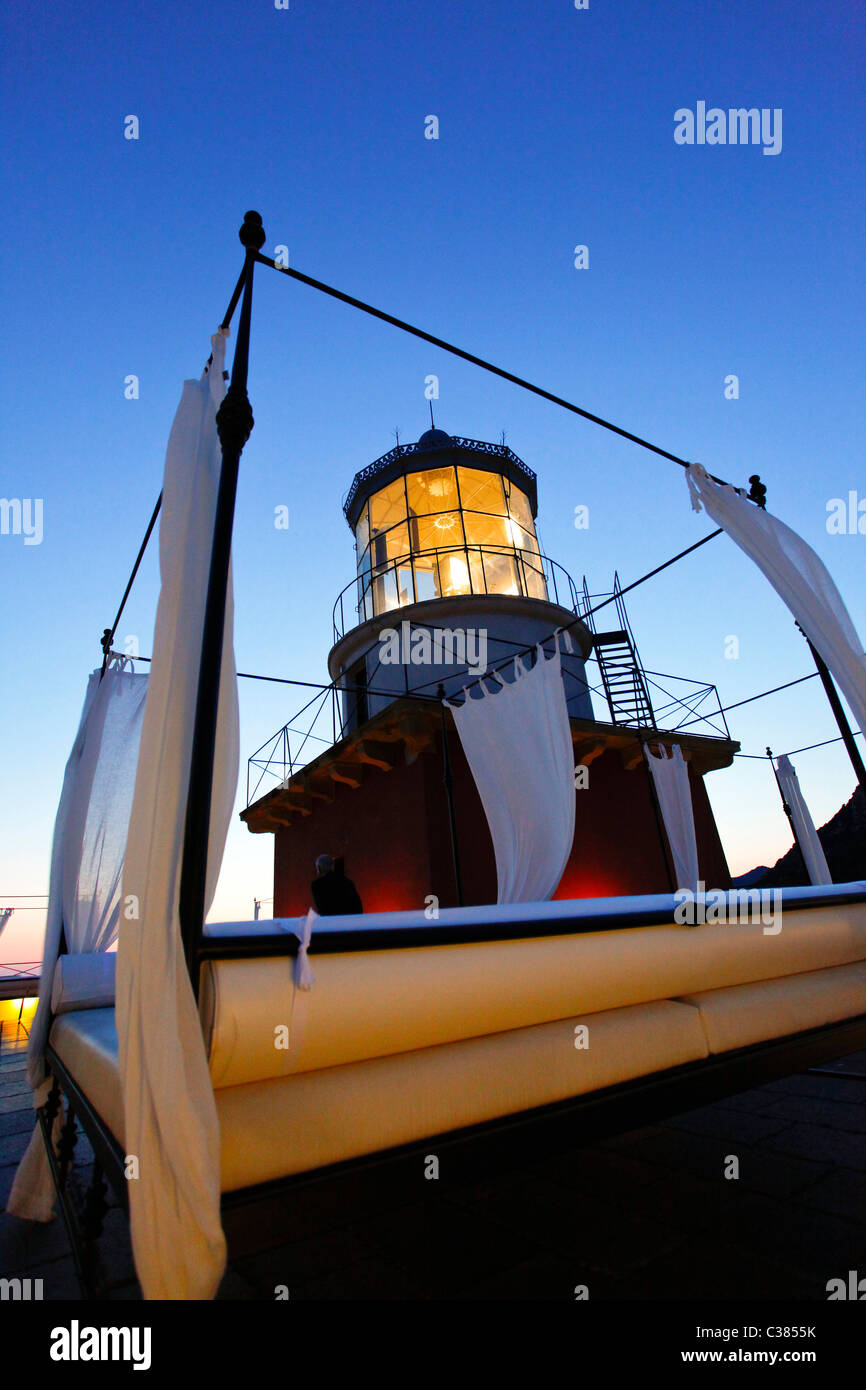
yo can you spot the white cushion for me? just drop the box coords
[50,952,116,1015]
[678,961,866,1053]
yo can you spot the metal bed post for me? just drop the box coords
[178,210,266,997]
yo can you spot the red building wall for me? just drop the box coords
[272,732,731,918]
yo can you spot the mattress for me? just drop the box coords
[51,997,707,1189]
[49,956,866,1190]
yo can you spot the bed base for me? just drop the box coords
[42,1009,866,1298]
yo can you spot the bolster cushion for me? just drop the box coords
[200,903,866,1088]
[51,952,117,1015]
[678,961,866,1054]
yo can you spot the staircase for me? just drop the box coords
[580,572,656,729]
[592,630,656,728]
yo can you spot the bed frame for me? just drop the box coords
[39,884,866,1298]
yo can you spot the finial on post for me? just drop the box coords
[239,210,266,252]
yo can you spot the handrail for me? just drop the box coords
[342,435,537,521]
[331,543,582,642]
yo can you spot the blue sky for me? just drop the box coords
[2,0,864,963]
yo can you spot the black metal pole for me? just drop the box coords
[765,746,809,878]
[178,210,266,995]
[438,685,464,907]
[796,626,866,797]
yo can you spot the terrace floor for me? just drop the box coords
[1,1021,864,1300]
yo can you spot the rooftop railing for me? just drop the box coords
[332,543,582,642]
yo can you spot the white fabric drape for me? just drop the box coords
[116,329,239,1301]
[687,465,866,739]
[446,636,575,903]
[774,754,833,886]
[8,661,147,1222]
[645,743,700,893]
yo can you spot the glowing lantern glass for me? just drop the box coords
[354,464,545,617]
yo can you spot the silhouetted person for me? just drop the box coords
[311,853,363,916]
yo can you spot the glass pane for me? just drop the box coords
[467,548,487,596]
[482,551,521,597]
[411,560,437,604]
[520,552,548,601]
[457,467,507,515]
[414,510,463,551]
[385,522,410,562]
[462,510,511,547]
[355,502,370,556]
[372,567,400,616]
[439,549,472,597]
[361,580,374,623]
[505,518,538,552]
[406,466,459,514]
[369,477,408,532]
[396,563,415,606]
[506,485,534,532]
[371,521,410,569]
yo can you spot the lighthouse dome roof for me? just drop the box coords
[416,428,453,449]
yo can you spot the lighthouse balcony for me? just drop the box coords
[332,542,581,642]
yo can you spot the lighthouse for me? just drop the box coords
[243,427,738,912]
[330,426,596,728]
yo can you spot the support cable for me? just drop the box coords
[256,254,731,481]
[449,528,724,703]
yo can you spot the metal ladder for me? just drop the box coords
[581,573,656,729]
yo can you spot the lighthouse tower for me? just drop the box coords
[329,427,595,728]
[243,427,737,914]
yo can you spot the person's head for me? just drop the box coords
[315,853,334,877]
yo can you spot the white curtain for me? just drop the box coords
[774,754,833,886]
[644,742,700,893]
[446,635,575,903]
[116,328,239,1301]
[8,660,148,1222]
[687,464,866,739]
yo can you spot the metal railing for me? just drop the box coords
[342,435,537,520]
[0,960,42,980]
[332,544,581,642]
[247,660,731,811]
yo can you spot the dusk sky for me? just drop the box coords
[2,0,864,965]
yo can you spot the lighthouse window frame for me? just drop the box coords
[352,464,546,613]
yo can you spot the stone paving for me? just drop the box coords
[1,1023,864,1301]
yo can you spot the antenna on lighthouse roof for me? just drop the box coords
[428,399,436,430]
